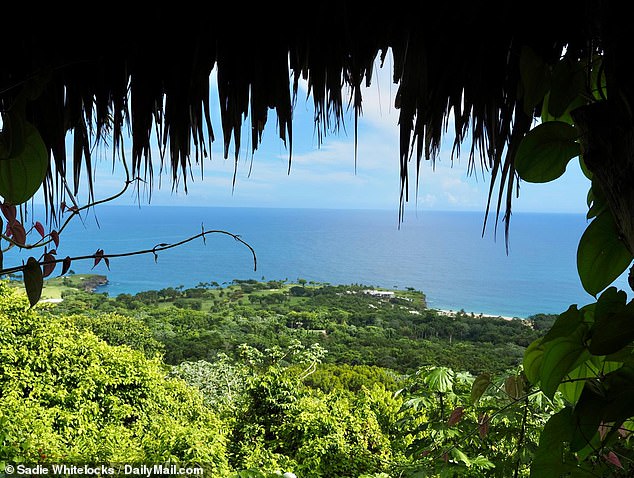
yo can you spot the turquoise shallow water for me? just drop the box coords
[13,206,631,318]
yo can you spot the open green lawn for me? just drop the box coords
[8,274,108,300]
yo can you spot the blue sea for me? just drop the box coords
[13,206,632,318]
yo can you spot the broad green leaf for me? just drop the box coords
[470,373,490,404]
[424,367,454,393]
[540,324,589,399]
[519,46,551,116]
[541,305,585,343]
[24,257,43,307]
[560,360,596,405]
[0,108,27,158]
[577,212,633,296]
[470,456,495,470]
[605,345,634,363]
[570,387,606,452]
[590,289,634,355]
[515,122,580,183]
[531,407,575,478]
[576,429,605,462]
[450,448,471,466]
[549,58,587,118]
[602,367,634,424]
[0,122,48,205]
[594,287,627,319]
[523,339,544,385]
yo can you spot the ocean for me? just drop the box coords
[12,206,631,318]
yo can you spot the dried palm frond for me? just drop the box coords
[0,2,608,239]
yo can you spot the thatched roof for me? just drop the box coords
[1,3,627,230]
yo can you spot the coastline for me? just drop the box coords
[434,308,518,321]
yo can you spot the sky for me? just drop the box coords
[44,51,591,216]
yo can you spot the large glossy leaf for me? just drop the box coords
[570,387,606,452]
[530,407,576,478]
[541,305,585,343]
[523,339,544,385]
[577,212,633,296]
[590,288,634,355]
[0,122,48,205]
[540,324,589,399]
[515,122,580,183]
[560,360,596,405]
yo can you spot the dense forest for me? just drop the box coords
[44,278,552,375]
[1,277,587,477]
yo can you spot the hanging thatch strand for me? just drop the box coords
[0,2,607,231]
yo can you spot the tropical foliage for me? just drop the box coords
[1,281,569,477]
[512,47,634,476]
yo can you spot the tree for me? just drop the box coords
[0,283,229,472]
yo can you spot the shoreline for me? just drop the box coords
[434,308,519,321]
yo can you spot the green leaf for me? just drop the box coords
[570,387,606,452]
[470,373,490,404]
[605,345,634,363]
[519,46,551,116]
[24,257,43,307]
[560,360,597,405]
[577,212,633,296]
[549,58,587,118]
[0,122,48,205]
[531,407,575,478]
[602,366,634,424]
[450,448,471,466]
[541,305,586,343]
[0,108,27,159]
[424,367,454,393]
[523,339,544,385]
[470,456,495,470]
[540,324,589,399]
[515,122,580,183]
[589,288,634,355]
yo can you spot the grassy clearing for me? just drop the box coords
[8,274,108,300]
